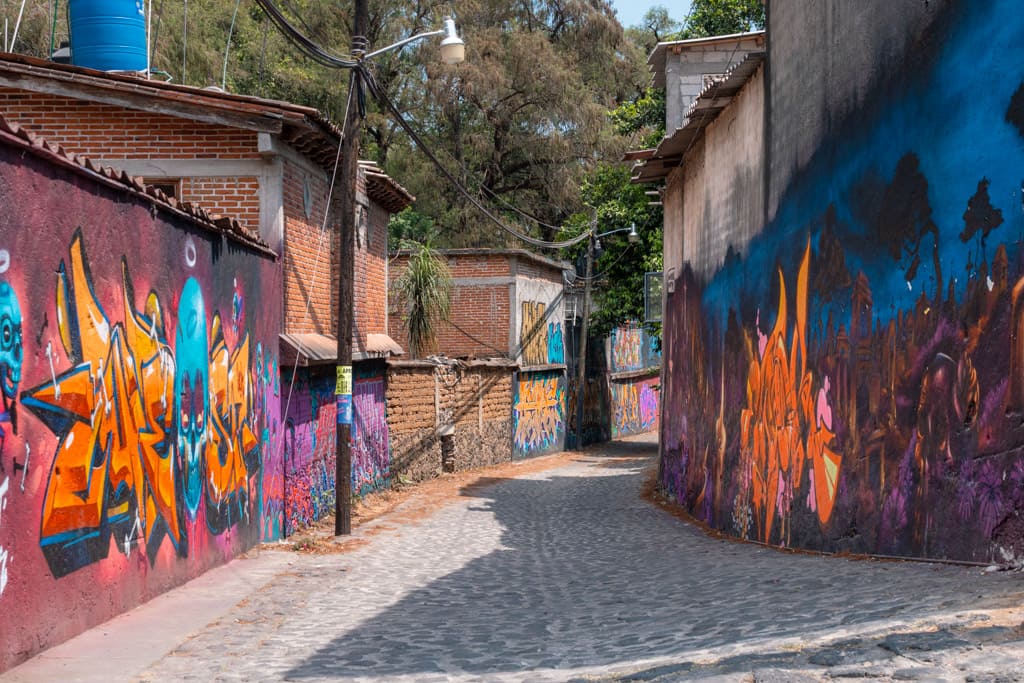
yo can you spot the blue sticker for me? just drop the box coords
[337,394,353,425]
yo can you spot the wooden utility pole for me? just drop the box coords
[335,0,367,536]
[574,223,594,450]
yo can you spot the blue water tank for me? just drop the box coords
[69,0,147,72]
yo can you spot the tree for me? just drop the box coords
[683,0,765,38]
[392,242,452,358]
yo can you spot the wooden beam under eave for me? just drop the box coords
[0,72,285,134]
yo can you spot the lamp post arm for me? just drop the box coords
[363,29,445,60]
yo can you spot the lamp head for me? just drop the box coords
[627,222,640,243]
[439,17,465,65]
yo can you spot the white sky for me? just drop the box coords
[609,1,692,30]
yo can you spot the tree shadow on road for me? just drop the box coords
[283,438,1021,680]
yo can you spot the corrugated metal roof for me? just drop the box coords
[0,112,273,254]
[629,52,766,184]
[280,332,405,366]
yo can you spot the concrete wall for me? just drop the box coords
[386,362,512,480]
[513,369,567,458]
[0,126,281,670]
[610,377,660,438]
[513,268,566,368]
[660,0,1024,563]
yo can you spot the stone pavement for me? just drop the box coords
[6,432,1024,682]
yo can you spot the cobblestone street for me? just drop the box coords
[8,434,1024,682]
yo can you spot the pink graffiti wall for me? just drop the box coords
[0,135,281,670]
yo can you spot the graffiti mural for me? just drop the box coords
[547,322,564,364]
[353,371,389,496]
[513,370,566,457]
[611,325,644,372]
[520,301,548,366]
[610,379,660,437]
[283,368,336,535]
[660,1,1024,561]
[18,232,267,576]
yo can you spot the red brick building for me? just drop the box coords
[0,53,411,537]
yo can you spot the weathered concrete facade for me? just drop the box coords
[646,0,1024,563]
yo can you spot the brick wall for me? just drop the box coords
[282,158,336,335]
[0,89,262,234]
[354,176,388,349]
[386,362,513,480]
[389,252,513,359]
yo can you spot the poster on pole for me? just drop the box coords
[336,365,353,424]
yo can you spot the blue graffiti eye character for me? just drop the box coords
[174,277,210,517]
[0,281,23,403]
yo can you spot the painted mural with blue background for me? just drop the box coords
[661,0,1024,562]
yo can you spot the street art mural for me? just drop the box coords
[513,370,566,457]
[19,231,275,575]
[520,301,548,366]
[283,369,336,535]
[610,323,661,374]
[660,1,1024,562]
[520,301,565,366]
[0,142,280,672]
[283,365,390,534]
[353,369,389,496]
[610,379,659,437]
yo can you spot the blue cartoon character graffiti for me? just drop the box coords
[0,281,22,455]
[174,277,210,517]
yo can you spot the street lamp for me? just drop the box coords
[574,221,640,451]
[336,3,465,536]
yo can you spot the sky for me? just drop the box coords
[609,1,692,30]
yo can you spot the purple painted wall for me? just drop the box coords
[0,128,281,670]
[282,363,389,535]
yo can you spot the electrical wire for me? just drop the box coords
[221,0,242,89]
[252,0,357,68]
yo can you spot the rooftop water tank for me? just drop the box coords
[69,0,147,72]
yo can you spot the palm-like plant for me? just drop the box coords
[394,243,452,358]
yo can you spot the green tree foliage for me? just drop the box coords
[562,164,663,338]
[392,242,452,358]
[683,0,765,38]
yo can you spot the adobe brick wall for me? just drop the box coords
[386,363,513,481]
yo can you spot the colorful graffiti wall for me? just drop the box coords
[282,363,390,535]
[610,324,661,374]
[352,363,389,496]
[0,140,281,670]
[519,300,565,366]
[660,0,1024,562]
[283,368,336,535]
[610,378,660,437]
[513,370,566,457]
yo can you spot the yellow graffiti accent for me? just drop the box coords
[206,316,257,509]
[739,241,842,543]
[37,234,180,549]
[520,301,548,366]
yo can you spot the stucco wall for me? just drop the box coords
[660,0,1024,563]
[0,132,281,670]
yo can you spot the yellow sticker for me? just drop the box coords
[335,365,352,395]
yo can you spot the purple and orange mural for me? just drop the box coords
[660,0,1024,562]
[0,132,281,670]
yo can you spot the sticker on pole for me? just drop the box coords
[336,365,353,424]
[335,365,352,395]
